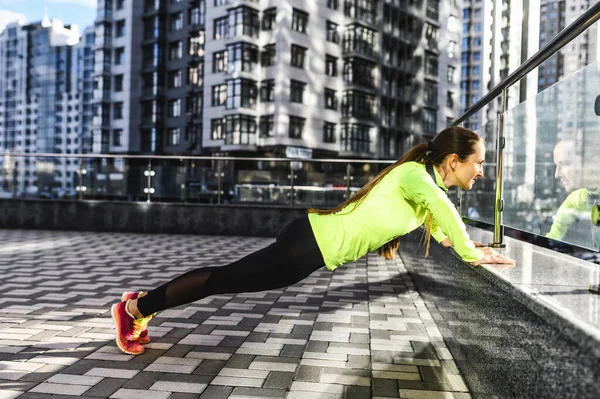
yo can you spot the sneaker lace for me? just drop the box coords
[131,318,144,340]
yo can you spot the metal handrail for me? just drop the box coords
[453,1,600,126]
[0,152,395,165]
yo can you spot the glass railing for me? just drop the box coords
[500,61,600,251]
[0,154,391,207]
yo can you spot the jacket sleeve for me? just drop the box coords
[401,168,483,262]
[430,217,448,243]
[546,190,586,240]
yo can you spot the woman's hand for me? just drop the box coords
[470,247,516,266]
[472,240,485,247]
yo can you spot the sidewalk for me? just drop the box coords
[0,229,470,399]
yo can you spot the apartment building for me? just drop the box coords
[91,0,460,161]
[0,18,89,197]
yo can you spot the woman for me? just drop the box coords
[111,126,515,355]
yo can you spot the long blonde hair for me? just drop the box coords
[309,126,481,259]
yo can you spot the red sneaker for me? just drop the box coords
[111,300,145,355]
[121,291,153,344]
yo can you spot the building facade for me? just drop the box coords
[0,18,86,197]
[91,0,461,161]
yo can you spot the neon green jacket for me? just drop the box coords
[308,161,483,270]
[546,188,600,246]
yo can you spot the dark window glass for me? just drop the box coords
[290,80,306,103]
[291,44,306,68]
[291,8,308,33]
[288,116,305,138]
[323,122,336,143]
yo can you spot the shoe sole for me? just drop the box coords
[111,304,144,356]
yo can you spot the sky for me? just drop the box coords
[0,0,96,34]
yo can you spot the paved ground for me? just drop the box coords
[0,229,471,399]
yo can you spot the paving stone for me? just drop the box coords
[0,231,480,399]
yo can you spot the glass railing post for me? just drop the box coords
[288,161,295,207]
[143,159,155,203]
[77,161,88,201]
[491,89,508,248]
[11,155,18,198]
[217,160,223,205]
[346,163,351,200]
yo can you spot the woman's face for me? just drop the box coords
[453,140,486,190]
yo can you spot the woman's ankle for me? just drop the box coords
[126,299,144,319]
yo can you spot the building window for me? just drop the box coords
[446,91,454,108]
[325,55,337,76]
[188,62,203,86]
[292,8,308,33]
[189,2,206,26]
[229,6,259,38]
[343,58,376,89]
[186,92,203,116]
[169,41,183,60]
[211,118,226,139]
[472,80,480,90]
[323,122,336,143]
[341,90,376,120]
[113,129,123,146]
[289,116,305,138]
[170,12,184,32]
[189,31,205,57]
[344,24,377,57]
[262,7,276,30]
[472,65,481,76]
[341,124,372,153]
[114,74,124,91]
[425,23,438,48]
[290,80,306,103]
[473,51,481,61]
[168,70,182,88]
[324,88,337,110]
[116,0,124,9]
[226,78,258,109]
[260,79,275,102]
[115,47,125,65]
[425,53,438,76]
[227,42,258,73]
[259,115,274,137]
[168,128,181,145]
[473,37,482,46]
[326,21,339,43]
[116,20,126,37]
[113,102,123,119]
[214,16,229,39]
[225,114,257,145]
[447,41,456,58]
[212,84,227,106]
[327,0,339,10]
[261,44,276,66]
[291,44,306,68]
[422,109,437,134]
[168,99,182,117]
[344,0,377,25]
[447,66,455,83]
[213,50,228,72]
[424,80,437,107]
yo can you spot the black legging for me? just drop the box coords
[136,215,326,317]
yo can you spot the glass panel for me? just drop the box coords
[503,61,600,251]
[232,160,291,205]
[459,118,499,225]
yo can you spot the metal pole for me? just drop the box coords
[146,160,153,203]
[217,161,222,205]
[346,163,351,200]
[289,161,295,207]
[491,89,508,248]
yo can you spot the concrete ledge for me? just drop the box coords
[0,198,306,237]
[403,227,600,359]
